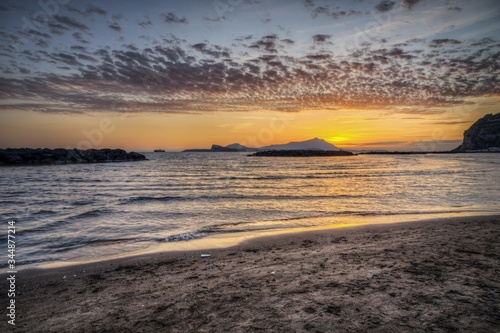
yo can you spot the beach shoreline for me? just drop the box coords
[28,212,497,270]
[6,215,500,332]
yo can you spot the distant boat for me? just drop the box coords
[154,149,165,153]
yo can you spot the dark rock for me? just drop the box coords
[453,113,500,152]
[0,148,147,166]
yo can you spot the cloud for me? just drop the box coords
[262,34,278,40]
[75,53,97,62]
[249,35,279,53]
[341,141,407,147]
[305,54,331,60]
[407,38,425,44]
[23,29,52,39]
[191,43,230,58]
[153,45,187,62]
[36,39,50,48]
[381,47,416,60]
[303,0,314,8]
[53,15,90,32]
[138,16,152,28]
[261,12,272,23]
[312,34,331,43]
[72,32,90,44]
[66,5,84,16]
[429,120,472,125]
[374,1,396,12]
[470,38,494,47]
[162,12,188,24]
[400,0,423,9]
[85,4,107,16]
[108,22,122,32]
[18,67,31,74]
[48,22,69,35]
[70,45,87,52]
[305,1,364,20]
[67,4,107,17]
[49,52,82,66]
[2,17,499,116]
[235,35,253,42]
[429,39,461,47]
[203,15,224,22]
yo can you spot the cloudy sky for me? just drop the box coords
[0,0,499,150]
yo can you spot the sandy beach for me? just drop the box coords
[6,215,500,332]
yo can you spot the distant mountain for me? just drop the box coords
[210,144,239,152]
[250,150,356,157]
[183,138,339,152]
[453,113,500,152]
[259,138,339,151]
[226,143,250,151]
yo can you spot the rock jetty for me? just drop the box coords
[249,150,356,157]
[0,148,146,166]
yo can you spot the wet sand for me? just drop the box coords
[6,215,500,332]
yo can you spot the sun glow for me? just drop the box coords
[327,136,351,144]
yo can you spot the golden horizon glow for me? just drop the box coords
[1,98,498,151]
[1,87,497,153]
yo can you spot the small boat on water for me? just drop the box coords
[154,149,165,153]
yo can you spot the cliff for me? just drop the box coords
[0,148,147,166]
[453,113,500,152]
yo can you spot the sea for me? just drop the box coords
[1,152,499,268]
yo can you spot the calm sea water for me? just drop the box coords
[1,153,499,267]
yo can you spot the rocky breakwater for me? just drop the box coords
[249,150,356,157]
[0,148,147,166]
[453,113,500,152]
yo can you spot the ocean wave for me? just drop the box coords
[163,225,273,243]
[165,232,207,242]
[121,196,186,204]
[17,209,112,236]
[72,200,95,206]
[121,193,366,204]
[32,209,57,215]
[215,174,348,180]
[88,238,134,246]
[0,200,22,204]
[160,209,483,244]
[70,208,109,220]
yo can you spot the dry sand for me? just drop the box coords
[4,215,500,332]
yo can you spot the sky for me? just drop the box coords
[0,0,499,151]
